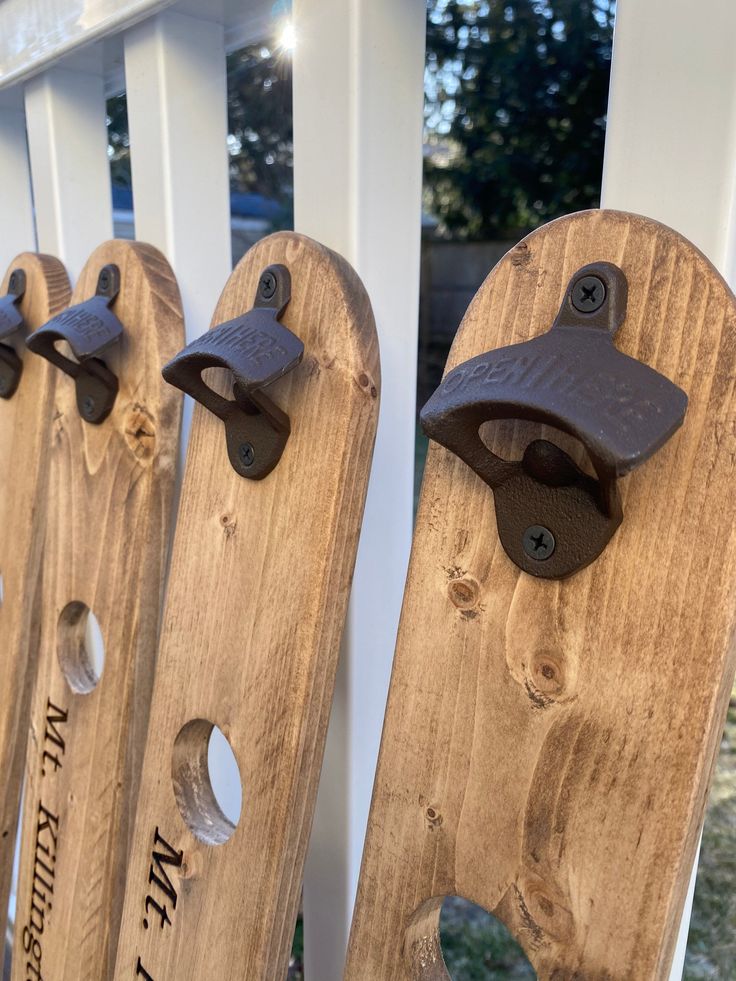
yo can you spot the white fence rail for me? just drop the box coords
[1,0,731,976]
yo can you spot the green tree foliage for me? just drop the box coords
[425,0,615,239]
[226,43,293,201]
[106,3,613,239]
[107,94,131,187]
[105,41,293,208]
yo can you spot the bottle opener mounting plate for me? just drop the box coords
[421,260,688,579]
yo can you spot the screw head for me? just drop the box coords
[259,271,277,300]
[98,268,111,292]
[82,395,97,419]
[238,442,255,468]
[571,274,606,313]
[522,525,556,561]
[8,272,18,292]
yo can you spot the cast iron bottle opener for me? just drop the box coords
[26,264,123,423]
[162,264,303,479]
[421,262,688,579]
[0,269,27,399]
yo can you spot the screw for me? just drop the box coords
[522,525,556,561]
[571,274,606,313]
[238,442,255,468]
[259,271,277,300]
[82,395,97,419]
[98,268,111,293]
[8,272,18,292]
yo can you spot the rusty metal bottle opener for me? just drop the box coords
[421,262,688,579]
[26,264,123,423]
[162,263,303,479]
[0,269,27,399]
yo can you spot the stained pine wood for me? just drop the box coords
[345,210,736,980]
[112,232,379,981]
[0,254,70,925]
[11,241,183,981]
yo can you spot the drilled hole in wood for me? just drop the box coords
[57,602,105,694]
[406,896,536,979]
[439,897,536,979]
[172,719,242,845]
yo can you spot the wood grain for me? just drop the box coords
[0,254,70,926]
[112,232,379,981]
[11,241,183,981]
[345,210,736,981]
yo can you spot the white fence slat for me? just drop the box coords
[24,64,113,282]
[603,1,736,975]
[124,9,232,346]
[667,832,701,979]
[292,1,427,977]
[603,0,736,279]
[0,101,36,269]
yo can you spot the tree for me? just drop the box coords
[105,41,294,212]
[226,43,293,203]
[106,3,613,240]
[425,0,615,239]
[107,94,131,188]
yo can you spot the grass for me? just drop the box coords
[440,898,535,980]
[288,915,304,979]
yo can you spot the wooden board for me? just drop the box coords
[0,253,70,926]
[112,232,379,981]
[11,241,183,981]
[345,210,736,980]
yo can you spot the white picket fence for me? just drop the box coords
[0,0,733,977]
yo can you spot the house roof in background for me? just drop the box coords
[112,182,284,220]
[230,191,283,220]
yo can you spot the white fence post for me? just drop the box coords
[0,96,35,269]
[124,9,232,348]
[603,1,736,974]
[24,61,113,281]
[292,1,427,977]
[603,0,736,278]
